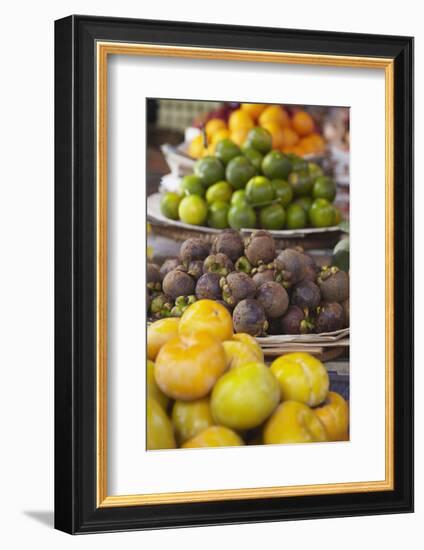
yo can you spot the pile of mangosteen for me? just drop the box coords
[147,229,349,337]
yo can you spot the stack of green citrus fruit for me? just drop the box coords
[160,127,341,231]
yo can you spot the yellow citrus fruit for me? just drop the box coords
[291,111,315,136]
[260,121,285,149]
[230,128,250,146]
[147,317,180,361]
[222,340,259,370]
[259,105,290,127]
[264,400,327,444]
[280,126,300,148]
[270,352,329,407]
[314,391,349,441]
[188,134,207,159]
[172,397,214,444]
[228,109,254,132]
[147,398,176,450]
[179,299,233,342]
[182,426,244,448]
[205,118,226,139]
[211,127,231,144]
[147,359,169,410]
[232,333,263,362]
[241,103,266,120]
[155,331,226,400]
[299,133,325,154]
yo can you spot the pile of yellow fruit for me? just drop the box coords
[188,104,325,160]
[147,299,349,450]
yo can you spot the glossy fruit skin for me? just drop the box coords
[232,333,264,362]
[270,352,329,407]
[309,198,336,227]
[272,178,293,207]
[205,118,226,139]
[180,175,205,197]
[205,180,233,204]
[292,111,315,136]
[228,204,256,230]
[259,105,290,127]
[194,156,225,187]
[178,195,208,225]
[147,398,176,450]
[228,109,254,132]
[313,176,337,201]
[244,127,273,154]
[179,299,233,342]
[160,192,181,220]
[215,139,241,165]
[264,400,327,445]
[241,103,266,120]
[288,170,313,197]
[314,391,349,441]
[147,359,169,410]
[211,362,280,430]
[223,340,260,370]
[294,196,313,214]
[308,162,324,180]
[262,151,292,180]
[245,176,274,206]
[286,203,307,229]
[182,426,244,448]
[230,189,248,206]
[259,203,286,230]
[155,331,226,400]
[207,201,229,229]
[225,155,256,190]
[147,317,180,361]
[172,397,214,444]
[242,147,263,170]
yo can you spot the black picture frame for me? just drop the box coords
[55,15,414,534]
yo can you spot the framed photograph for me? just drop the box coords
[55,15,413,534]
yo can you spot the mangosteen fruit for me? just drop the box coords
[274,248,306,286]
[301,254,318,282]
[150,293,174,318]
[280,305,314,334]
[252,268,276,288]
[256,281,289,318]
[162,269,195,300]
[220,271,256,307]
[291,280,321,309]
[234,256,252,274]
[211,229,244,262]
[159,257,180,280]
[315,302,345,333]
[179,237,210,264]
[203,253,234,276]
[232,299,268,336]
[147,263,162,291]
[195,272,222,301]
[317,266,349,302]
[244,230,276,266]
[341,298,349,327]
[170,295,197,317]
[187,260,204,280]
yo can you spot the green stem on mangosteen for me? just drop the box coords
[235,256,252,274]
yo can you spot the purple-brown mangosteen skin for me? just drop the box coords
[159,258,180,280]
[291,281,321,309]
[162,269,195,300]
[212,229,245,262]
[195,272,222,301]
[315,302,345,333]
[274,248,306,285]
[221,271,256,306]
[179,238,210,263]
[252,269,275,288]
[318,268,349,303]
[245,230,276,266]
[280,305,306,334]
[256,281,289,318]
[232,299,268,336]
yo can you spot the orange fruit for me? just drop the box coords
[205,118,226,139]
[188,134,207,159]
[182,426,244,448]
[179,299,233,342]
[230,128,250,146]
[232,333,263,362]
[228,109,254,132]
[241,103,266,120]
[211,127,231,144]
[314,391,349,441]
[147,317,180,361]
[260,121,285,149]
[280,126,300,148]
[264,401,327,444]
[259,105,290,127]
[155,331,226,400]
[291,111,315,137]
[299,133,325,154]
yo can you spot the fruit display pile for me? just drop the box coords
[147,229,349,336]
[188,104,325,159]
[160,124,340,231]
[147,305,349,450]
